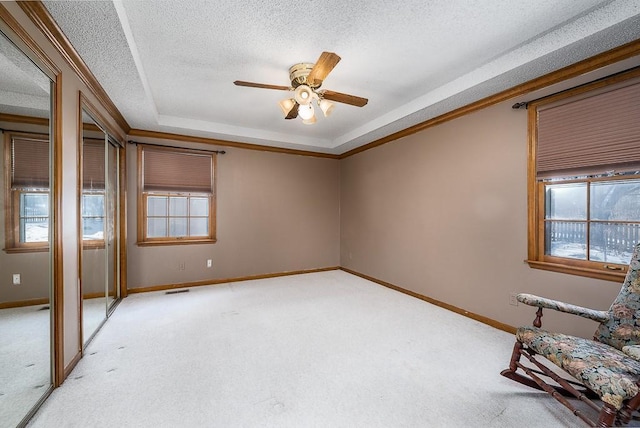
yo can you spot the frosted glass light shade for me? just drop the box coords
[319,99,334,117]
[302,115,317,125]
[279,98,295,117]
[298,103,315,120]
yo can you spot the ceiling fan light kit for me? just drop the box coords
[294,85,315,105]
[234,52,368,125]
[279,98,296,117]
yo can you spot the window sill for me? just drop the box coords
[82,242,105,250]
[526,259,627,282]
[4,246,49,254]
[136,238,217,247]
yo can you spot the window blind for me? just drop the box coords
[12,136,49,188]
[83,138,105,190]
[536,78,640,179]
[143,147,213,193]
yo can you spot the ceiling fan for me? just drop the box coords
[234,52,368,125]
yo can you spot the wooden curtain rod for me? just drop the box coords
[0,127,49,134]
[127,140,226,154]
[512,65,640,110]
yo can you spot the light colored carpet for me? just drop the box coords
[0,305,50,428]
[83,297,108,346]
[0,297,115,428]
[27,270,583,427]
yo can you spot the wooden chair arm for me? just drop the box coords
[517,293,610,323]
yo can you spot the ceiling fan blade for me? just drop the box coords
[307,52,341,87]
[321,90,368,107]
[285,102,299,119]
[233,80,291,91]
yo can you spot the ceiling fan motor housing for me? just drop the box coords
[289,63,319,88]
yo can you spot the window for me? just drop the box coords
[146,195,209,238]
[19,192,49,243]
[137,145,216,245]
[4,132,50,252]
[527,71,640,281]
[82,193,105,241]
[543,176,640,263]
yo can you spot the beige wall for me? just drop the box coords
[0,128,50,303]
[340,98,624,339]
[82,248,106,295]
[126,138,341,290]
[0,249,50,301]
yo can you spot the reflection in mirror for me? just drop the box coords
[81,110,108,345]
[80,109,120,347]
[0,29,52,427]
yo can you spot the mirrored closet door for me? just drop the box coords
[106,139,120,312]
[0,26,54,427]
[80,109,121,347]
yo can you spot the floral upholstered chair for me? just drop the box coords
[501,242,640,427]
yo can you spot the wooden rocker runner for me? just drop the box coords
[502,242,640,427]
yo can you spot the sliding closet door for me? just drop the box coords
[106,139,119,313]
[81,111,108,345]
[80,108,121,347]
[0,23,56,427]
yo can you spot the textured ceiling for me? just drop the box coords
[0,30,50,118]
[40,0,640,154]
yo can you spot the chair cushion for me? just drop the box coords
[622,345,640,360]
[517,326,640,409]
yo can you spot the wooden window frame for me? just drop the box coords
[3,131,50,253]
[527,70,640,282]
[136,145,217,246]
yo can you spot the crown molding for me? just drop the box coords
[0,112,49,127]
[17,1,130,133]
[128,129,340,159]
[14,2,639,160]
[339,38,640,159]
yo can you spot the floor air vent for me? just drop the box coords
[165,289,190,295]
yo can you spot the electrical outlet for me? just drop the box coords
[207,259,212,268]
[509,292,519,306]
[12,274,21,285]
[179,262,185,271]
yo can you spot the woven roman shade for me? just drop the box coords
[536,79,640,179]
[12,135,49,188]
[142,147,213,193]
[83,138,105,190]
